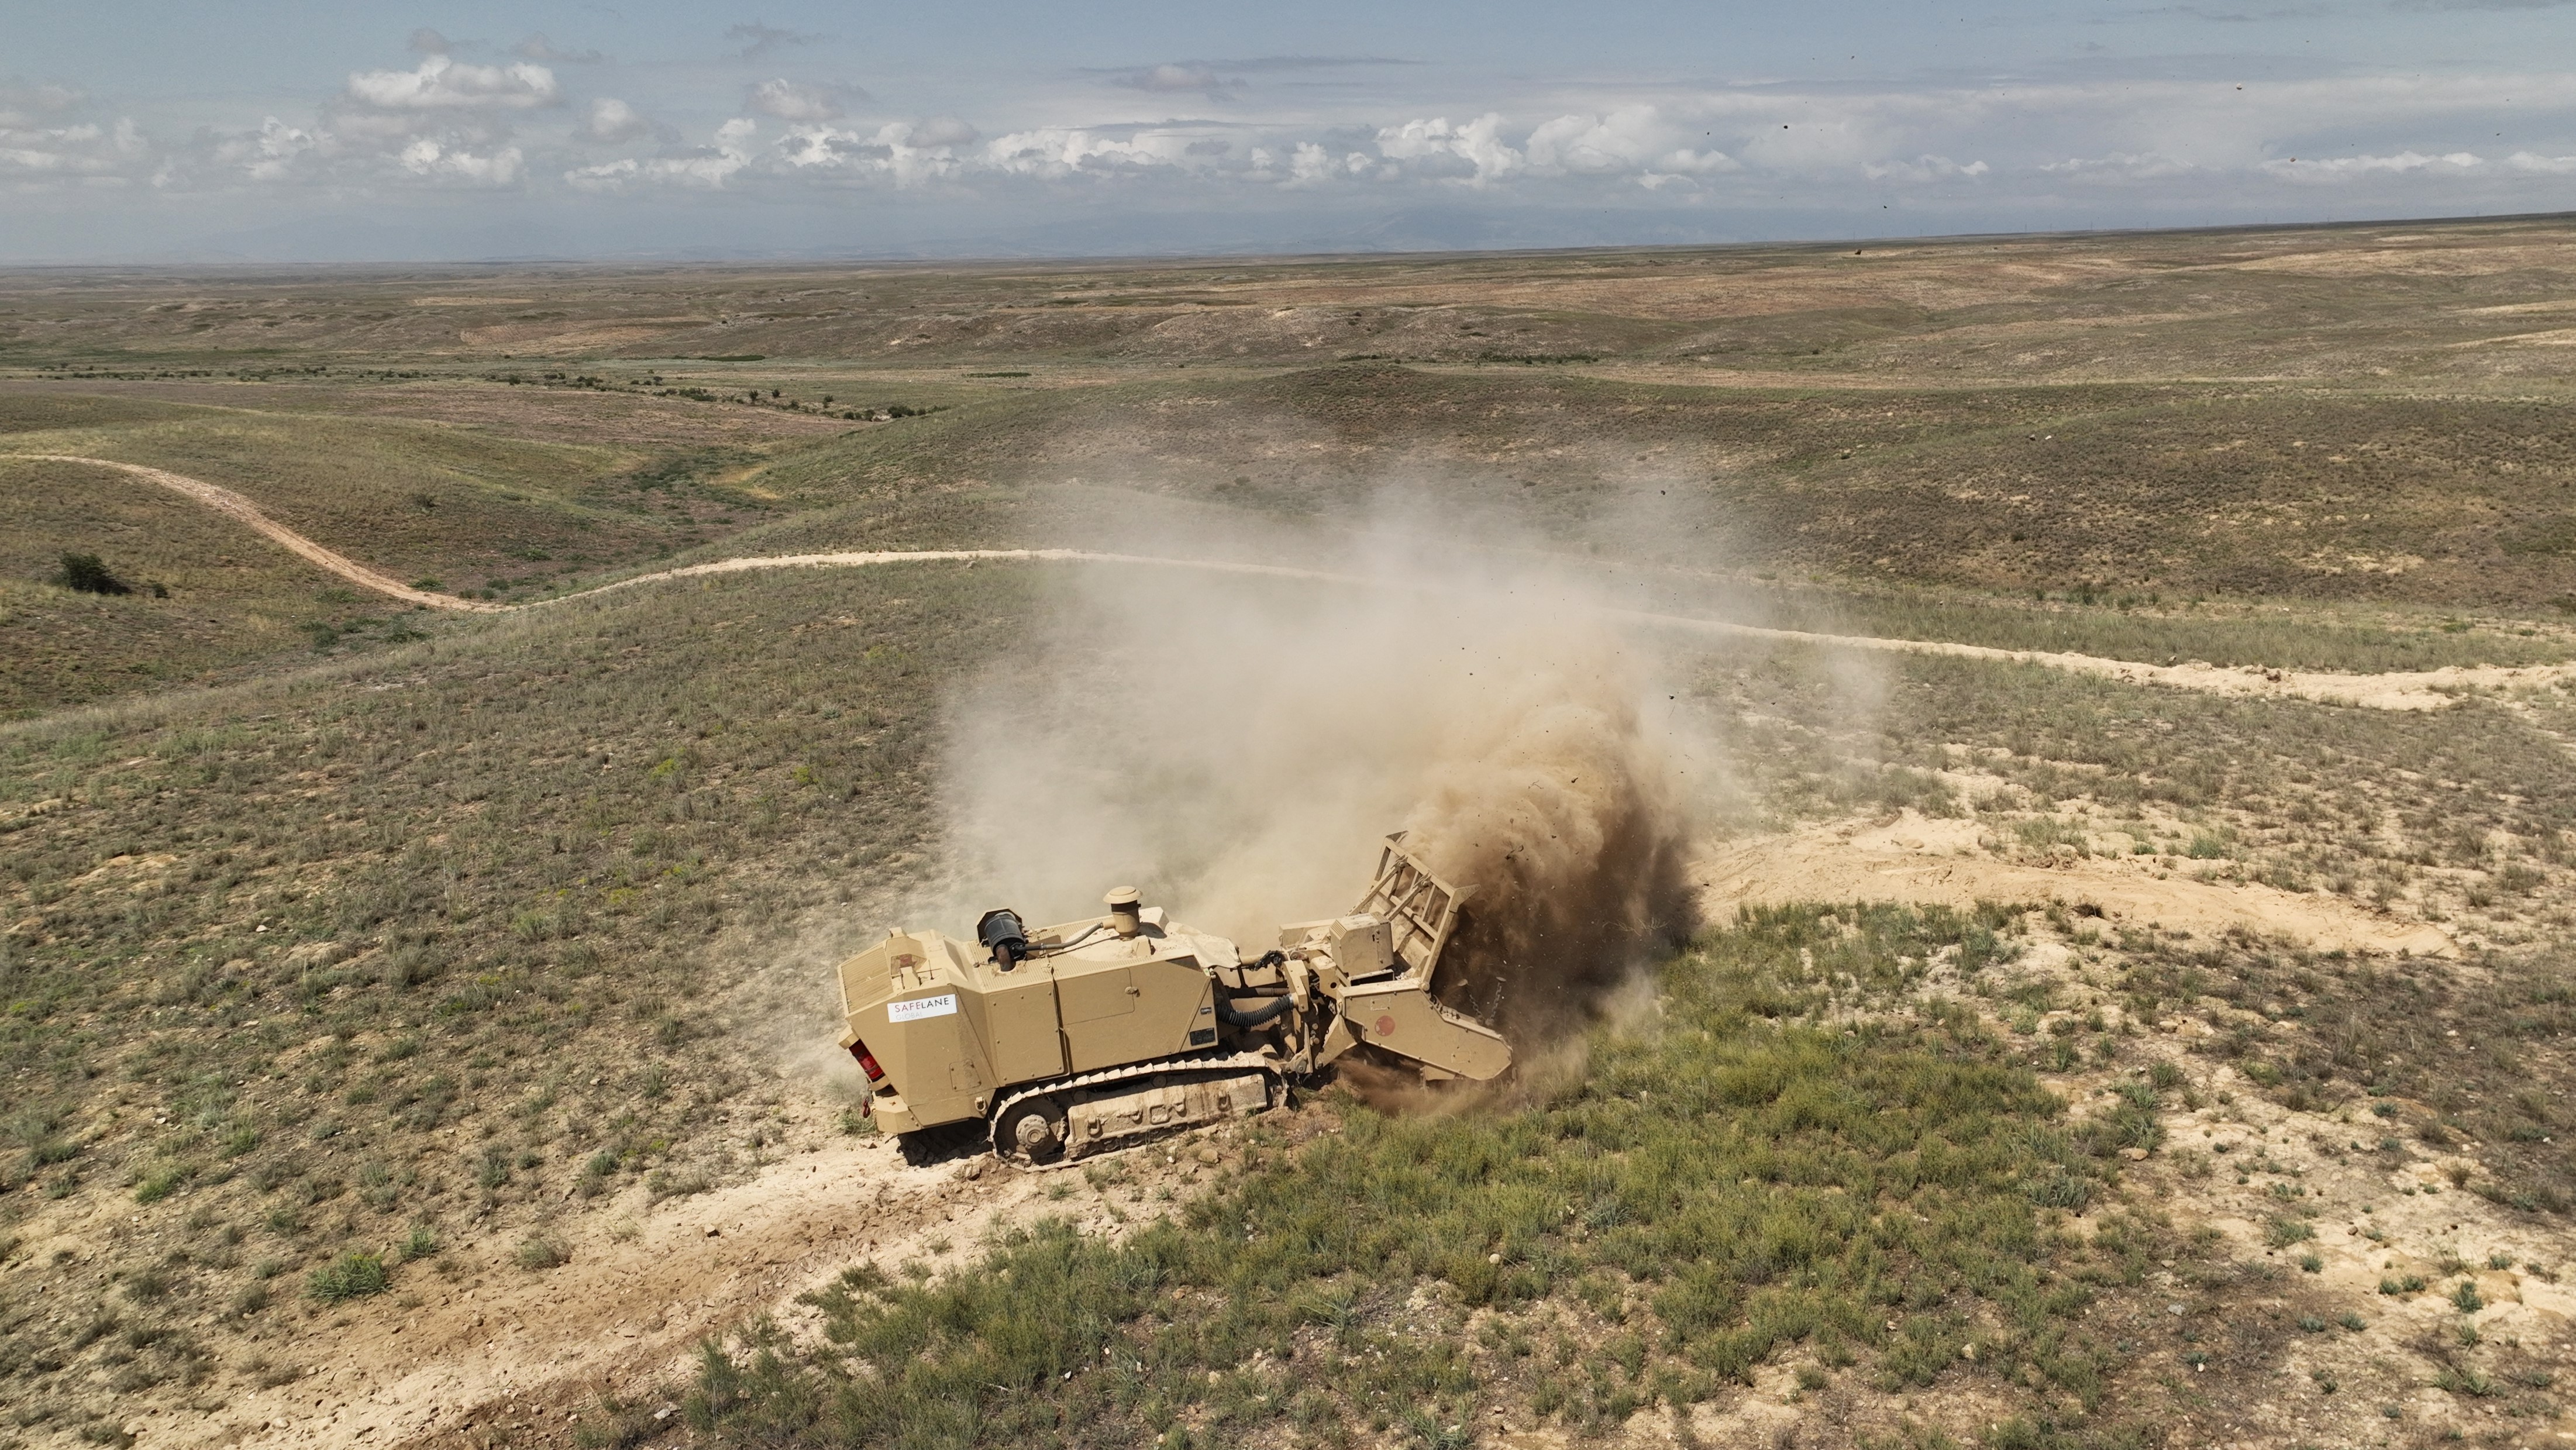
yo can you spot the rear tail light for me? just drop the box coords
[849,1040,885,1083]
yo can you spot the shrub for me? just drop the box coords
[2264,1217,2316,1248]
[133,1162,197,1204]
[515,1235,570,1271]
[52,552,132,596]
[307,1252,389,1303]
[646,1167,712,1201]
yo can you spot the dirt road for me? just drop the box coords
[15,454,2564,714]
[13,454,506,614]
[143,1112,1252,1450]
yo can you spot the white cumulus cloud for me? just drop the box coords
[909,115,980,149]
[566,118,757,191]
[346,54,559,112]
[748,79,857,123]
[398,137,524,185]
[2261,149,2484,179]
[1376,113,1522,184]
[2039,151,2199,180]
[1523,106,1738,185]
[583,97,652,143]
[218,116,316,181]
[0,82,84,130]
[982,125,1200,177]
[1863,154,1991,182]
[1113,64,1246,99]
[0,116,149,180]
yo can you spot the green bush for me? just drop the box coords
[2264,1217,2316,1248]
[132,1162,197,1204]
[307,1251,389,1303]
[53,552,133,596]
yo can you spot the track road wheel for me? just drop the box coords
[994,1097,1069,1166]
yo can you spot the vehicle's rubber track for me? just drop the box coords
[982,1049,1282,1168]
[12,452,2568,712]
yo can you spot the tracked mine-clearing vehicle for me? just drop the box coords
[835,834,1510,1165]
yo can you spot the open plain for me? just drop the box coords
[6,216,2576,1450]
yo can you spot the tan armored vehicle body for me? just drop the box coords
[836,834,1510,1163]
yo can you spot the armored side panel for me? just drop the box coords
[833,935,901,1038]
[841,931,992,1131]
[1051,939,1215,1072]
[978,963,1066,1084]
[1335,980,1511,1082]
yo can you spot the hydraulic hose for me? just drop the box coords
[1215,993,1294,1028]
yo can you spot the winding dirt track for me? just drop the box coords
[19,452,2571,712]
[15,454,507,613]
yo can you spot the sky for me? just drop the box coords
[5,1,2576,262]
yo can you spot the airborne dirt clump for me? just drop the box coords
[1396,629,1700,1044]
[931,518,1712,1055]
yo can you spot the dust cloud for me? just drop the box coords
[931,501,1721,1051]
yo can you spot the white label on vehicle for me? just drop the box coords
[887,993,958,1024]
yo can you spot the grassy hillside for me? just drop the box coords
[0,562,1024,1438]
[684,361,2576,633]
[0,388,881,716]
[669,901,2576,1450]
[6,221,2576,1446]
[685,904,2181,1449]
[3,556,2575,1443]
[10,216,2576,383]
[0,452,423,718]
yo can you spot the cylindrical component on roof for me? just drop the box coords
[977,908,1030,968]
[1104,886,1142,938]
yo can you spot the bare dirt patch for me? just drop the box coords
[1699,808,2457,957]
[49,1113,1249,1450]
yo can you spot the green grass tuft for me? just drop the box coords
[306,1251,389,1303]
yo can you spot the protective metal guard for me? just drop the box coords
[1352,832,1476,986]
